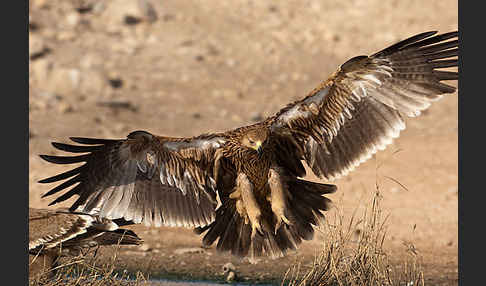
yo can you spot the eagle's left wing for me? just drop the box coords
[38,131,227,228]
[269,31,458,180]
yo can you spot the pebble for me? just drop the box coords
[139,244,152,252]
[30,58,52,84]
[57,101,74,113]
[173,247,205,255]
[29,34,49,59]
[222,263,237,282]
[56,31,76,41]
[101,0,158,27]
[138,0,158,23]
[65,12,80,27]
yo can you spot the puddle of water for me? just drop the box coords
[146,278,275,286]
[146,280,223,286]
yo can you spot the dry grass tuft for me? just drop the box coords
[30,245,149,286]
[283,190,424,286]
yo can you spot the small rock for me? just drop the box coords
[207,44,219,56]
[268,5,278,13]
[102,0,158,26]
[173,247,205,255]
[222,263,237,282]
[146,35,159,44]
[226,271,236,282]
[74,1,94,14]
[108,77,123,89]
[92,2,106,14]
[110,37,140,54]
[291,72,302,81]
[139,244,152,252]
[124,15,142,25]
[162,14,175,22]
[226,58,236,67]
[30,58,52,84]
[79,54,103,69]
[29,34,49,59]
[66,12,80,27]
[56,31,76,41]
[222,262,235,273]
[42,28,56,39]
[138,0,158,23]
[96,100,137,112]
[57,102,74,113]
[29,16,39,32]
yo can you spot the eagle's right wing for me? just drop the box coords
[39,130,227,228]
[269,31,458,181]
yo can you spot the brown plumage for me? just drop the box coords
[29,208,142,279]
[38,31,458,259]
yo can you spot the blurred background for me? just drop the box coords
[29,0,458,284]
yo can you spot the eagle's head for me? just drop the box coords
[240,127,269,156]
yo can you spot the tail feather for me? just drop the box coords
[196,179,335,259]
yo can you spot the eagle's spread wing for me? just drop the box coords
[39,130,226,228]
[269,31,458,180]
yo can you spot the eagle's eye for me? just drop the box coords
[248,139,255,145]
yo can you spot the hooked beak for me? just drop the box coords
[255,141,263,157]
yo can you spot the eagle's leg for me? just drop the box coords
[268,168,291,233]
[229,189,249,224]
[233,172,263,238]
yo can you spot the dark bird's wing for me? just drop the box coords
[29,208,142,254]
[269,31,458,180]
[29,208,94,253]
[38,130,227,228]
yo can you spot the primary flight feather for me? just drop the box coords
[39,31,458,259]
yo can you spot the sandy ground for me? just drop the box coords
[29,0,458,285]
